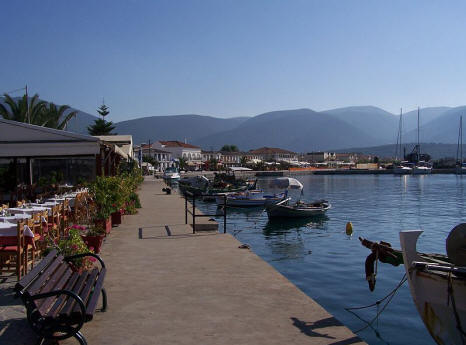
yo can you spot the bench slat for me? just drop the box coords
[46,271,81,319]
[72,268,99,316]
[27,256,65,296]
[84,267,106,320]
[15,249,58,292]
[60,270,89,316]
[37,267,73,315]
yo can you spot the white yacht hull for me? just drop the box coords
[400,231,466,345]
[412,167,432,175]
[393,167,413,175]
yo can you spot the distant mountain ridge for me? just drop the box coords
[1,97,463,157]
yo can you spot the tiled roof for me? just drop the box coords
[159,140,200,149]
[249,147,296,154]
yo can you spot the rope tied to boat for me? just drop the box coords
[345,274,407,334]
[447,271,466,343]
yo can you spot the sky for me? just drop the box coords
[2,0,466,122]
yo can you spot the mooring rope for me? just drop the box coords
[345,273,407,333]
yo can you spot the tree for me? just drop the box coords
[208,158,219,171]
[221,145,239,152]
[97,103,110,119]
[41,103,77,130]
[142,155,158,167]
[88,102,116,135]
[240,156,248,167]
[87,118,116,135]
[178,157,187,170]
[0,93,47,125]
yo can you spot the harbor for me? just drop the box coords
[1,176,364,345]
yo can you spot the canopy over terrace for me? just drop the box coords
[0,119,126,201]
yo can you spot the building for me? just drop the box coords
[202,150,222,162]
[248,147,298,164]
[94,135,133,160]
[153,140,202,170]
[219,151,243,168]
[134,144,173,171]
[303,152,336,163]
[0,119,127,201]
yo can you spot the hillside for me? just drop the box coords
[334,143,464,160]
[114,115,249,144]
[322,106,398,143]
[404,106,466,144]
[193,109,379,151]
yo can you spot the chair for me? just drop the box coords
[48,205,60,240]
[0,221,25,279]
[23,219,38,273]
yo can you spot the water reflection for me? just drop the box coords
[263,215,328,235]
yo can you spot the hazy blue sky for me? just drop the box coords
[2,0,466,121]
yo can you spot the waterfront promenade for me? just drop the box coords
[1,177,364,345]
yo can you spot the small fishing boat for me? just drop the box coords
[163,167,180,181]
[178,175,209,196]
[400,228,466,345]
[215,190,286,207]
[266,198,331,218]
[359,225,466,345]
[265,177,331,218]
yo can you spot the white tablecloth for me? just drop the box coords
[0,214,32,222]
[0,222,34,238]
[8,207,48,215]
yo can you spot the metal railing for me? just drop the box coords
[184,192,227,234]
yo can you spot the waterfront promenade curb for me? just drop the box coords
[1,177,365,345]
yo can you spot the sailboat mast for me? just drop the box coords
[462,116,463,164]
[417,107,420,161]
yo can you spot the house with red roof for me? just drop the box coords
[153,140,202,169]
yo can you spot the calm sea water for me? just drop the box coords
[190,174,466,345]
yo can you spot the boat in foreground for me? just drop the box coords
[266,198,331,218]
[400,228,466,345]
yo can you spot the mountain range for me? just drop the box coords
[3,98,465,157]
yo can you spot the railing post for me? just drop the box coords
[192,195,196,234]
[223,195,227,233]
[185,195,188,224]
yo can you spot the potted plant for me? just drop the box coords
[45,228,95,271]
[89,176,115,234]
[77,224,106,254]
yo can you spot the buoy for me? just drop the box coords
[346,222,353,236]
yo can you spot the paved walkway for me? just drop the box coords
[1,177,365,345]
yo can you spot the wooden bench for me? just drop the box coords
[14,249,107,345]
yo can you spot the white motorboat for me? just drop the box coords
[400,227,466,345]
[163,167,180,180]
[266,198,331,218]
[393,161,414,175]
[412,161,432,175]
[215,190,286,207]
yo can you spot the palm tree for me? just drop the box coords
[0,93,47,125]
[41,103,77,130]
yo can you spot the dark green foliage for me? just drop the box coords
[221,145,239,152]
[87,118,116,135]
[97,104,110,119]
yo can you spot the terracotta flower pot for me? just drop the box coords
[81,234,105,254]
[94,217,112,235]
[111,211,122,226]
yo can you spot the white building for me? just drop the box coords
[134,144,173,171]
[154,140,202,170]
